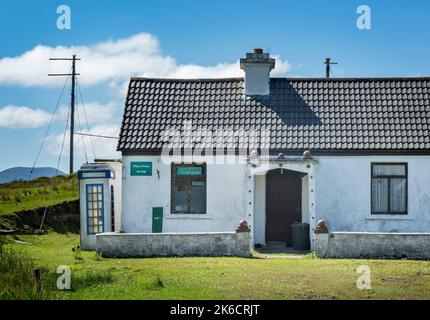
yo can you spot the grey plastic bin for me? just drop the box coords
[290,222,310,251]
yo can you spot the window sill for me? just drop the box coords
[365,214,414,221]
[165,214,212,220]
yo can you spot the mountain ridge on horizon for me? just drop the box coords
[0,167,66,184]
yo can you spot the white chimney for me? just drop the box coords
[240,48,275,96]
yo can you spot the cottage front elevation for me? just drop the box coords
[80,49,430,259]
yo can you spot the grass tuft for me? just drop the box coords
[156,275,165,288]
[306,251,316,259]
[72,270,115,290]
[72,245,83,261]
[0,245,56,300]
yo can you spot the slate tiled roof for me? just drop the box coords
[118,77,430,153]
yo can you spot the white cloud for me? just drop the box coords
[0,105,52,128]
[2,32,293,164]
[167,54,291,79]
[77,102,118,125]
[47,101,121,160]
[46,124,121,160]
[0,33,292,89]
[0,101,118,129]
[57,102,119,125]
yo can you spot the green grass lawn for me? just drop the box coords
[0,175,78,217]
[2,232,430,300]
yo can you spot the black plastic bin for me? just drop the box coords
[290,222,310,251]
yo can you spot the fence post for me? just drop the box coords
[33,268,41,295]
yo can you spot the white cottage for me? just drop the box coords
[94,49,430,258]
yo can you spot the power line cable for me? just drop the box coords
[38,103,71,231]
[75,100,89,163]
[76,78,97,160]
[28,71,71,180]
[75,132,118,139]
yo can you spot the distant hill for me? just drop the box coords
[0,167,66,184]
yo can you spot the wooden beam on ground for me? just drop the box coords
[0,229,47,236]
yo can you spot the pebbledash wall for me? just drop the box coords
[96,231,251,258]
[315,232,430,259]
[121,154,430,251]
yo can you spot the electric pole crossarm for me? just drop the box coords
[48,73,80,76]
[324,57,338,78]
[49,58,81,61]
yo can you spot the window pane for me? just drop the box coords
[390,178,406,212]
[172,164,206,214]
[372,178,388,212]
[173,178,188,212]
[87,184,104,233]
[373,164,405,176]
[190,180,205,213]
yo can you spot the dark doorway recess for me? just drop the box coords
[266,169,303,245]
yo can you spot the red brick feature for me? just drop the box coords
[236,220,251,233]
[314,220,329,234]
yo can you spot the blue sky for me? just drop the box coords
[0,0,429,172]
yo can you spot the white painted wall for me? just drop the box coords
[242,64,272,96]
[314,156,430,233]
[121,155,250,234]
[119,154,430,246]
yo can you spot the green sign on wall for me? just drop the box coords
[177,166,202,176]
[130,162,152,176]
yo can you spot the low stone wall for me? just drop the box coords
[315,232,430,260]
[96,231,251,258]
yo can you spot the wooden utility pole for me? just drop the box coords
[70,55,76,174]
[325,57,338,78]
[48,55,80,174]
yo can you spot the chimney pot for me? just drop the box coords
[253,48,263,54]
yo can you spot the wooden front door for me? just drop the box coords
[266,169,302,245]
